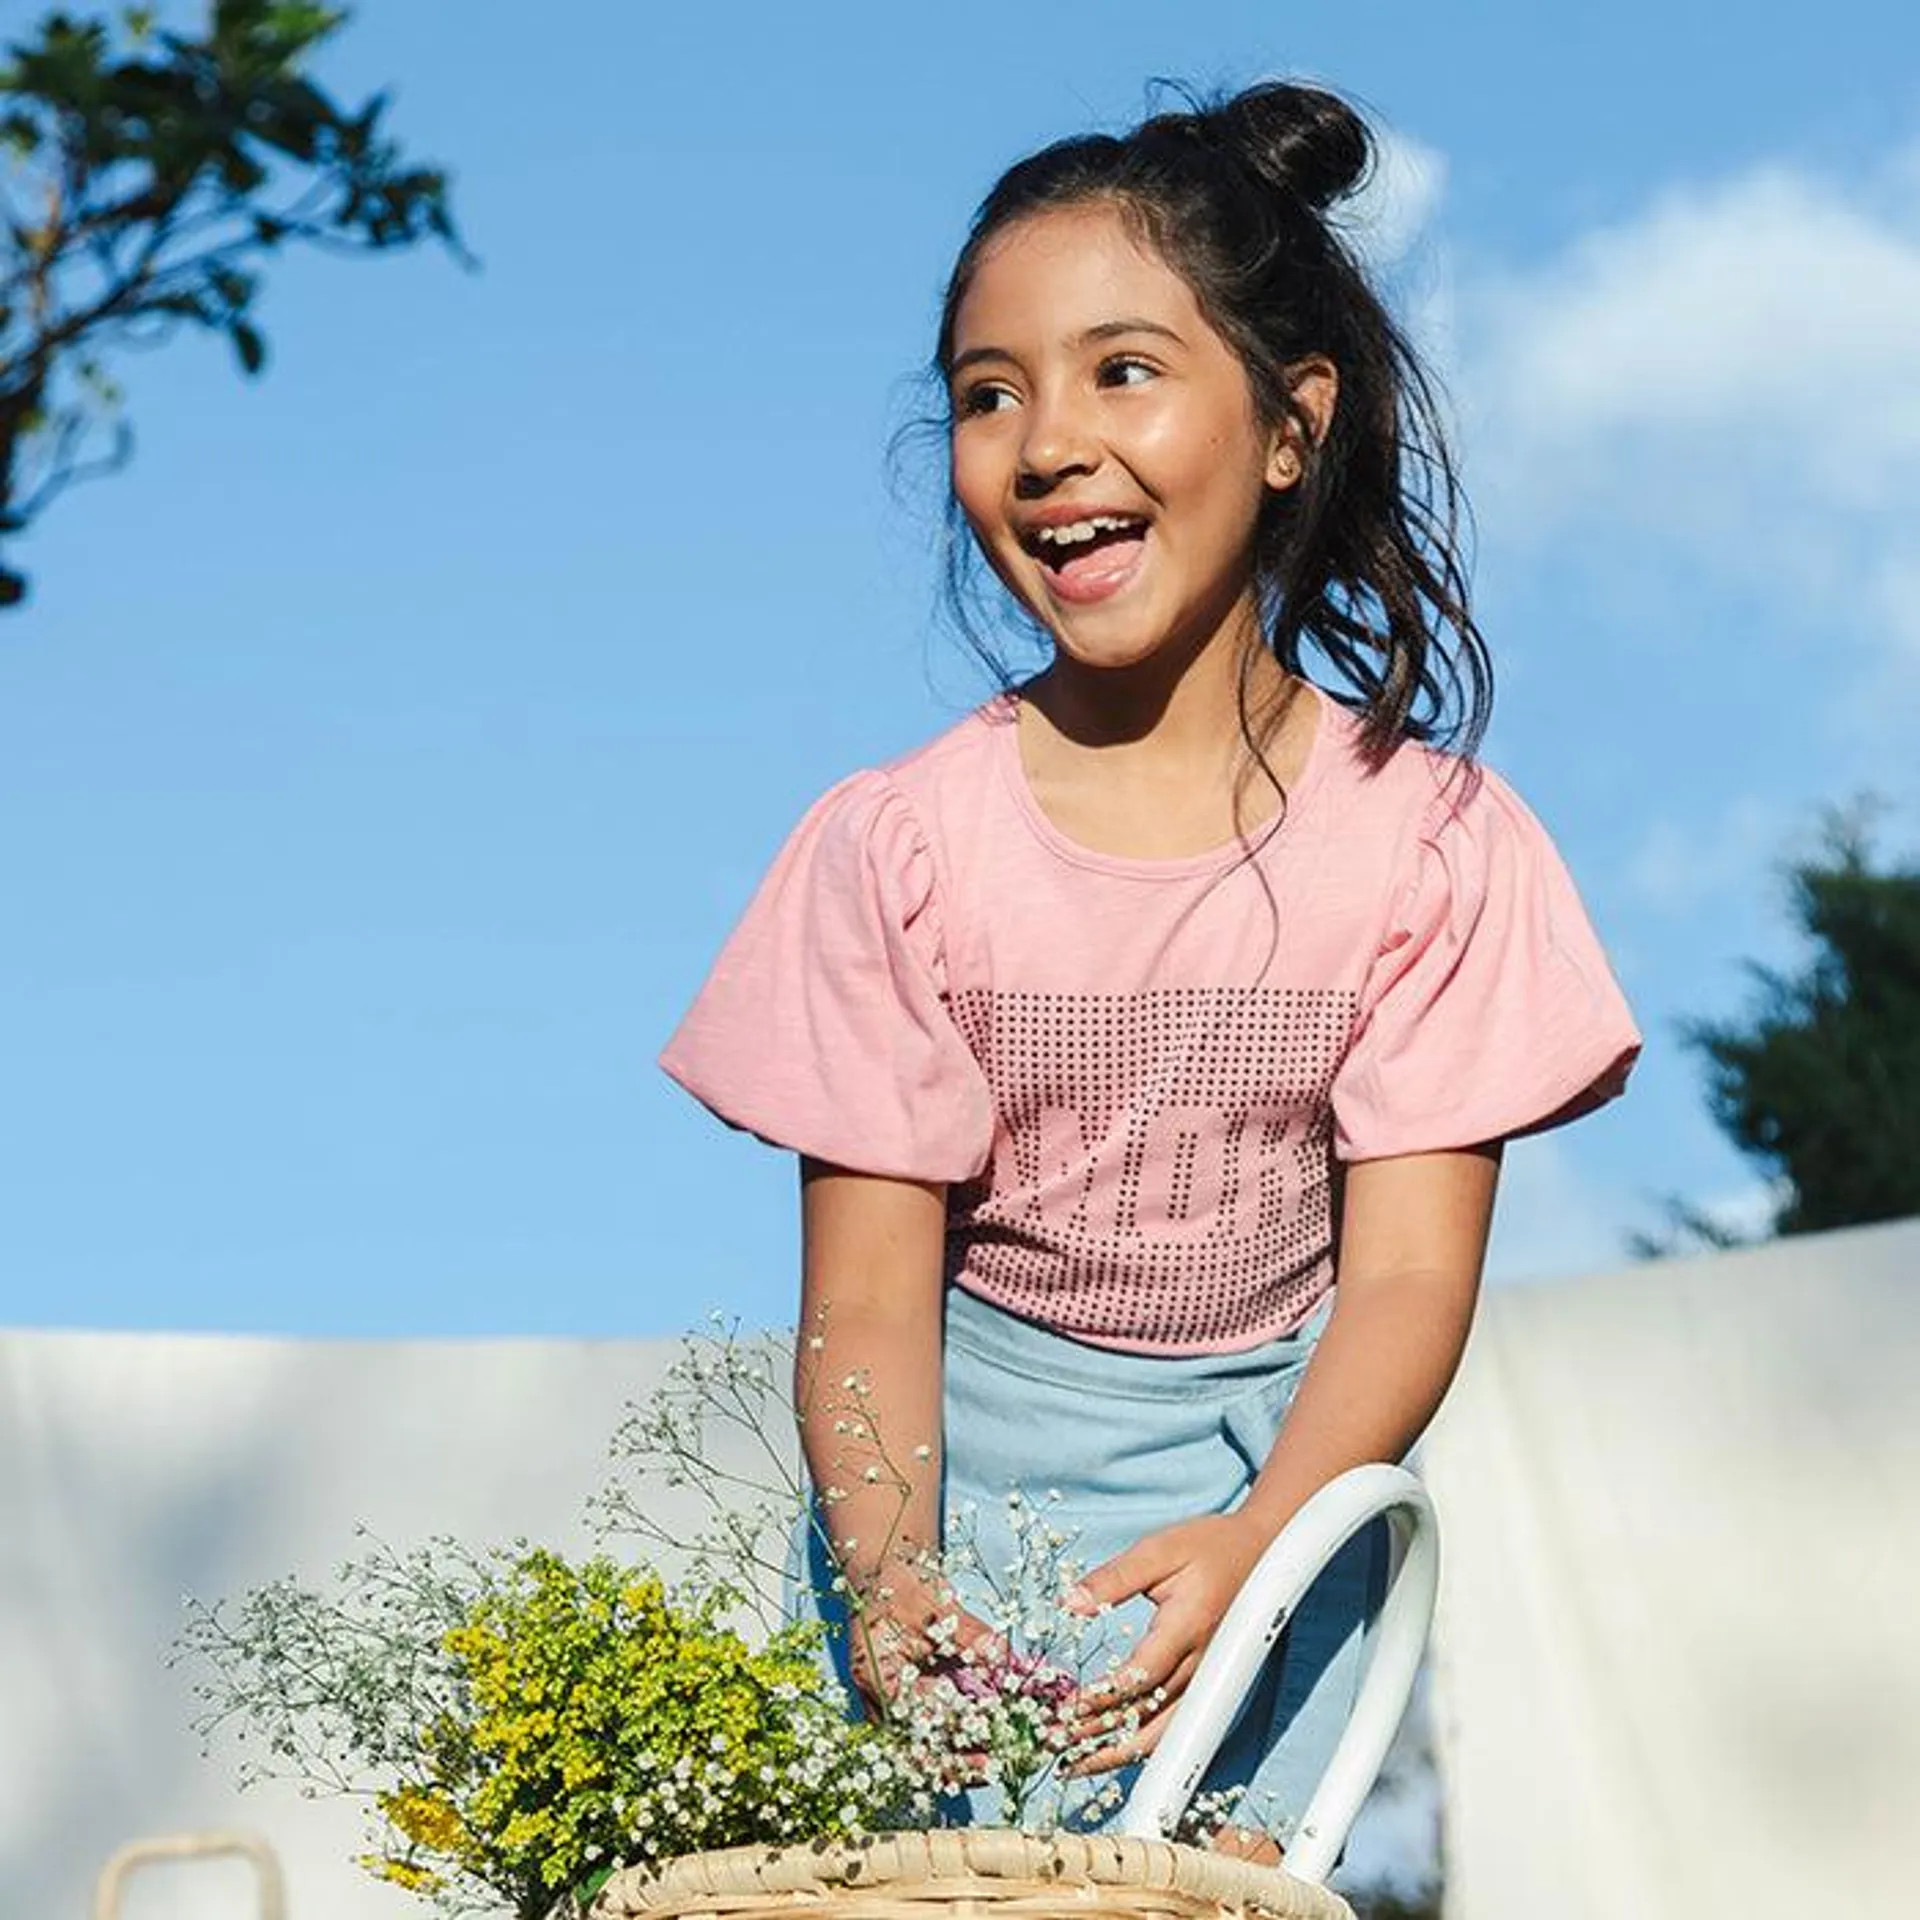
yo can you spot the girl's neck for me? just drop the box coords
[1023,594,1291,761]
[1013,602,1317,860]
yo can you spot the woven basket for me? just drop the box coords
[593,1831,1355,1920]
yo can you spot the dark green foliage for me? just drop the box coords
[1665,811,1920,1244]
[0,2,466,607]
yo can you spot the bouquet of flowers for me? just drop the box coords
[179,1323,1187,1920]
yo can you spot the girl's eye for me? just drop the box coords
[954,382,1018,419]
[1097,355,1158,388]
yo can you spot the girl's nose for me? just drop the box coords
[1016,391,1100,492]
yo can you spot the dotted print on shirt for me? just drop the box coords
[946,987,1358,1349]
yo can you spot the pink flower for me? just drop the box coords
[924,1645,1073,1708]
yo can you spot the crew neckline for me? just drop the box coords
[989,679,1339,879]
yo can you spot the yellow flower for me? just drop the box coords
[378,1786,469,1854]
[359,1853,442,1894]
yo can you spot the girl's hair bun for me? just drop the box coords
[1205,81,1370,213]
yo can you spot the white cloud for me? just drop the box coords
[1462,165,1920,516]
[1626,1176,1793,1260]
[1626,794,1793,915]
[1343,128,1449,272]
[1452,153,1920,683]
[1700,1177,1790,1242]
[1423,139,1920,799]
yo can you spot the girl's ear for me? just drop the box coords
[1267,356,1339,490]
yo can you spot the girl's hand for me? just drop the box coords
[1061,1512,1269,1775]
[842,1558,1004,1718]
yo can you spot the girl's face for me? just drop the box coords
[946,201,1299,677]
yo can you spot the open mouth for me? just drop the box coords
[1021,514,1151,599]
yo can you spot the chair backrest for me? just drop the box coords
[92,1830,288,1920]
[1116,1462,1439,1886]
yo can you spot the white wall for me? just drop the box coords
[1,1329,760,1920]
[1424,1216,1920,1920]
[14,1219,1914,1920]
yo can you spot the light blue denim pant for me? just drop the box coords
[789,1284,1386,1844]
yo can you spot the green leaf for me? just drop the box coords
[1676,809,1920,1236]
[230,317,265,373]
[262,5,347,56]
[209,263,256,310]
[0,111,41,160]
[0,0,465,612]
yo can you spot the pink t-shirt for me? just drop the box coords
[662,688,1640,1355]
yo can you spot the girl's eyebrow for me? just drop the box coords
[1081,317,1185,348]
[948,317,1186,381]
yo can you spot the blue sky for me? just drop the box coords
[2,0,1916,1335]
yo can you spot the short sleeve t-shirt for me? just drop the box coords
[661,687,1640,1356]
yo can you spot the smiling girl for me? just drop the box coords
[661,82,1639,1857]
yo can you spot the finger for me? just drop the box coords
[1071,1657,1153,1724]
[864,1602,926,1659]
[1070,1644,1199,1750]
[1067,1710,1166,1776]
[1065,1682,1186,1777]
[848,1606,937,1706]
[1071,1611,1198,1723]
[946,1607,1010,1665]
[852,1635,909,1708]
[891,1583,979,1654]
[848,1646,895,1716]
[1068,1535,1179,1614]
[1068,1648,1198,1773]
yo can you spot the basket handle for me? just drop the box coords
[1114,1461,1438,1886]
[92,1829,287,1920]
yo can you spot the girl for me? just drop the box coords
[661,81,1639,1858]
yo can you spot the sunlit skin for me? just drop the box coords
[946,201,1336,859]
[797,200,1502,1869]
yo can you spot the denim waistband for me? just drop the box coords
[942,1282,1331,1405]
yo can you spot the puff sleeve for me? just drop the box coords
[659,771,995,1183]
[1330,769,1641,1161]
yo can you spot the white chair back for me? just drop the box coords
[1118,1462,1439,1885]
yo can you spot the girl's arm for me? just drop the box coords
[796,1158,996,1706]
[1067,1142,1501,1769]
